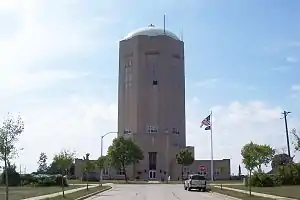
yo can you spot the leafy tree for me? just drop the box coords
[83,153,95,190]
[107,136,144,183]
[241,142,275,195]
[47,161,60,175]
[53,150,75,197]
[241,142,260,195]
[95,156,107,186]
[256,144,275,171]
[291,128,300,151]
[176,148,194,181]
[37,152,48,173]
[0,113,24,200]
[271,153,293,169]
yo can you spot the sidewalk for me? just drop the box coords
[22,184,109,200]
[214,186,297,200]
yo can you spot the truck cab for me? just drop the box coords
[184,174,207,191]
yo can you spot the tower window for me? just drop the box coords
[124,128,132,135]
[152,80,158,85]
[147,126,158,134]
[172,127,180,134]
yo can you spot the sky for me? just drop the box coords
[0,0,300,175]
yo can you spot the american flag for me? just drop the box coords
[200,114,211,128]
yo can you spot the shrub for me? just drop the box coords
[32,174,68,187]
[276,164,300,185]
[250,172,277,187]
[1,168,21,186]
[20,174,35,185]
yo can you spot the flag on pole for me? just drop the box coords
[200,114,211,130]
[200,112,214,181]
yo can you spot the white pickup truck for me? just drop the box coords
[184,174,207,191]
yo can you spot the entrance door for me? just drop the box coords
[149,170,156,179]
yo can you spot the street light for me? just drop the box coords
[100,131,118,185]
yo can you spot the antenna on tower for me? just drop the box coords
[163,14,166,34]
[179,26,184,41]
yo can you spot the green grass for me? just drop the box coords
[0,185,81,200]
[212,187,270,200]
[45,186,111,200]
[226,185,300,199]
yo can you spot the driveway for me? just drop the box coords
[86,184,239,200]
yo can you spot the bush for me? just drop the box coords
[250,172,279,187]
[246,164,300,187]
[20,174,35,185]
[1,168,21,186]
[30,174,68,187]
[276,163,300,185]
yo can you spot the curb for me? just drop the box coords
[212,192,242,200]
[75,186,112,200]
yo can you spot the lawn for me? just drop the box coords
[45,186,111,200]
[208,180,243,185]
[0,185,81,200]
[226,185,300,199]
[212,187,270,200]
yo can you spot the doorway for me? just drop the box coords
[149,170,156,179]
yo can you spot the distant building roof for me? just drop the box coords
[123,25,180,41]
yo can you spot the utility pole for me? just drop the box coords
[282,111,291,157]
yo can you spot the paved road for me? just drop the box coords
[86,184,239,200]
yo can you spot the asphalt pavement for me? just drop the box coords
[86,184,239,200]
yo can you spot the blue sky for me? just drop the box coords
[0,0,300,174]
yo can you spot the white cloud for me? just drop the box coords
[5,95,118,172]
[286,56,298,63]
[292,84,300,92]
[186,100,300,174]
[0,0,114,97]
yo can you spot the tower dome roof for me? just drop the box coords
[123,24,180,41]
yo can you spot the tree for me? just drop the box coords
[256,144,275,171]
[241,142,275,195]
[53,150,75,197]
[176,148,194,181]
[95,156,107,186]
[37,152,48,173]
[0,113,24,200]
[107,136,144,183]
[271,153,293,169]
[291,128,300,151]
[47,161,60,175]
[241,142,260,196]
[83,153,95,190]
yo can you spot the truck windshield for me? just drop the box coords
[191,175,205,180]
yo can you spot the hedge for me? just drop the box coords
[245,163,300,187]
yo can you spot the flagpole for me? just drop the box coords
[210,110,214,182]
